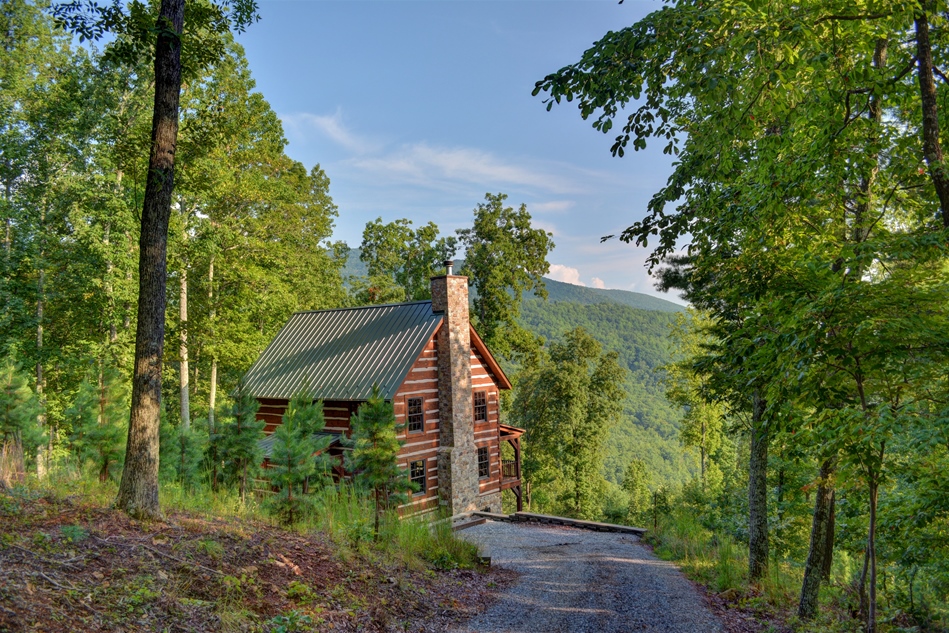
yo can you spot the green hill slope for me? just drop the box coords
[519,300,696,488]
[541,277,685,313]
[342,247,685,313]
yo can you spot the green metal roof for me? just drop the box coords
[243,301,443,401]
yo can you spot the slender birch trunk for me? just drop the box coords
[207,257,216,433]
[36,202,47,478]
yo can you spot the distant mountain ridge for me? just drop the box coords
[540,277,684,312]
[341,247,685,313]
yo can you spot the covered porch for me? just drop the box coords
[499,423,525,512]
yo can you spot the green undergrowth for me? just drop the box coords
[18,469,480,572]
[644,509,878,633]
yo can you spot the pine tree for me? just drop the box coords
[218,382,264,502]
[0,357,41,488]
[67,367,128,482]
[265,393,330,525]
[345,386,412,537]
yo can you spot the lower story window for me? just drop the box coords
[477,446,490,479]
[410,460,426,494]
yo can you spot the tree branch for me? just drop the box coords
[815,13,892,24]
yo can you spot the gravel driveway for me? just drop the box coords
[452,520,723,633]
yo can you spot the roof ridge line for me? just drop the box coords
[293,300,433,316]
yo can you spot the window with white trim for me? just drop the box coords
[473,391,487,422]
[407,397,424,433]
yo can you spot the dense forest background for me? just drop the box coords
[6,2,949,632]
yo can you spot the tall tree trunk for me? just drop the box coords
[821,490,836,582]
[866,442,884,633]
[36,205,47,478]
[915,8,949,227]
[858,540,870,620]
[797,457,837,619]
[700,417,706,487]
[115,0,185,520]
[179,262,189,431]
[207,257,216,433]
[748,390,769,582]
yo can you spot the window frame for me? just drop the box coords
[473,390,487,422]
[410,459,426,495]
[406,396,424,434]
[477,446,490,479]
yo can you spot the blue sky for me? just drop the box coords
[236,0,682,301]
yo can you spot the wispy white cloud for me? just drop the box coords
[530,200,574,214]
[591,277,606,289]
[281,109,382,155]
[548,264,585,286]
[347,143,583,195]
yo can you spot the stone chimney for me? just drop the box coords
[430,260,478,515]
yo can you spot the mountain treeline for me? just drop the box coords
[519,299,694,489]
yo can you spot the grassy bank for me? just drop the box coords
[0,473,502,633]
[644,509,938,633]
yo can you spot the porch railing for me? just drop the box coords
[502,459,518,479]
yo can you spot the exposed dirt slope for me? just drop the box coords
[0,489,512,632]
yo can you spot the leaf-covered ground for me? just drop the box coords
[0,489,513,632]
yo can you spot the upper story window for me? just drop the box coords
[407,397,424,433]
[473,391,487,422]
[410,459,426,494]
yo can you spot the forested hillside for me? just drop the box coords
[540,277,684,313]
[519,299,694,488]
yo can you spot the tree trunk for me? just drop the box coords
[114,0,185,520]
[821,490,836,582]
[207,257,216,432]
[867,477,878,633]
[179,263,189,430]
[797,457,837,619]
[36,205,47,479]
[748,390,769,582]
[700,417,706,487]
[915,8,949,227]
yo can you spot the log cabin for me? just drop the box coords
[242,261,524,516]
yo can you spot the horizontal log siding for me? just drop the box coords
[395,339,441,511]
[256,334,509,513]
[256,398,358,435]
[471,348,501,495]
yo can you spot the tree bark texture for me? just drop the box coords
[867,475,879,633]
[115,0,185,520]
[821,490,836,582]
[915,9,949,228]
[798,457,837,619]
[179,264,189,430]
[748,391,769,582]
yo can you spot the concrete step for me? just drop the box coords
[451,516,487,531]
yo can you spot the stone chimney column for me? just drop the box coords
[431,261,478,515]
